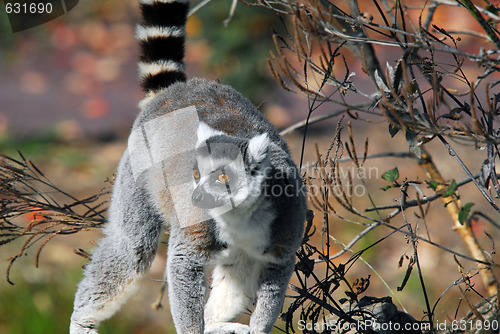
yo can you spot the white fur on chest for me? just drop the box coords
[211,199,275,261]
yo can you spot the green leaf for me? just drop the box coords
[381,167,399,183]
[426,180,439,191]
[458,203,474,224]
[380,185,391,191]
[442,179,457,197]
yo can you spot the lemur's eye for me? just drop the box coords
[193,169,200,179]
[218,173,229,182]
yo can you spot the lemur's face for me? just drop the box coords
[192,150,248,210]
[191,123,270,213]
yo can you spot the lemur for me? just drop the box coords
[70,0,306,333]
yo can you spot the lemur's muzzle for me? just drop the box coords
[192,186,224,209]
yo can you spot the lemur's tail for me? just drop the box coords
[137,0,189,95]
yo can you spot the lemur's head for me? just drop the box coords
[192,123,271,214]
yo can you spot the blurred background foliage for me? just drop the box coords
[189,0,278,101]
[0,0,279,146]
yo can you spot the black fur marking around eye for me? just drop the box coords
[140,2,189,27]
[224,176,236,209]
[241,143,249,162]
[140,37,185,63]
[141,71,187,91]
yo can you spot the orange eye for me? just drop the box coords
[193,169,200,179]
[218,173,229,182]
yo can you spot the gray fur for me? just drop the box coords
[70,0,306,332]
[70,79,306,334]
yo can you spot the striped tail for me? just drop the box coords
[137,0,190,96]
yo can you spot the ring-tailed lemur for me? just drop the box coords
[70,0,306,333]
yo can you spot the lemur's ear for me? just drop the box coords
[248,133,270,163]
[196,122,224,146]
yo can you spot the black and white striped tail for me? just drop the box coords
[137,0,189,96]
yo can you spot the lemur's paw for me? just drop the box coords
[205,322,250,334]
[70,322,99,334]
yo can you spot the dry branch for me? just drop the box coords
[418,149,499,296]
[0,152,109,284]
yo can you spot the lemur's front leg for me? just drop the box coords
[249,256,296,334]
[204,254,262,334]
[167,225,209,334]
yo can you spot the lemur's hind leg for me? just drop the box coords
[70,236,149,333]
[70,159,163,334]
[70,221,162,334]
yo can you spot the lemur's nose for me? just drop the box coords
[192,187,218,209]
[192,190,203,205]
